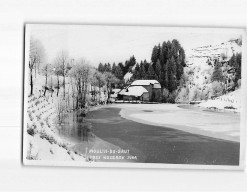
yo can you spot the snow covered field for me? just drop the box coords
[109,103,240,142]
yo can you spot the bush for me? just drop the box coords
[35,100,40,106]
[26,143,39,160]
[167,91,176,103]
[161,88,169,103]
[211,81,224,97]
[176,87,189,103]
[27,127,35,136]
[190,87,202,101]
[237,79,241,88]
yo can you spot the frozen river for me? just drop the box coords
[59,103,240,165]
[117,103,240,142]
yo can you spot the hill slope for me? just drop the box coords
[176,39,241,103]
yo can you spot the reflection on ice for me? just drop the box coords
[56,112,93,143]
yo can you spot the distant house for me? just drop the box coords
[130,80,162,101]
[110,88,121,102]
[118,80,162,102]
[118,86,149,102]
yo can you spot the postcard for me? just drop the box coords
[23,24,246,170]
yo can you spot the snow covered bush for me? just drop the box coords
[211,81,224,97]
[167,91,177,103]
[161,88,169,103]
[176,87,190,103]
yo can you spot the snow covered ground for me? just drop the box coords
[109,103,240,142]
[198,89,241,112]
[24,72,90,162]
[25,95,86,162]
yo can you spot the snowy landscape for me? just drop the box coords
[23,25,243,167]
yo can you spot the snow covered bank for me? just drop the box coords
[25,95,86,162]
[110,103,240,142]
[198,89,241,113]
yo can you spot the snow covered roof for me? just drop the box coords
[112,88,121,93]
[110,89,121,98]
[119,86,148,97]
[131,80,161,88]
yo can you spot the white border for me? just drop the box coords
[23,24,247,170]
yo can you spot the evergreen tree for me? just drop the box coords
[98,63,104,72]
[166,40,172,59]
[229,54,236,68]
[147,63,155,79]
[133,63,140,79]
[111,62,116,75]
[104,63,111,72]
[160,41,167,65]
[143,60,150,73]
[139,61,146,79]
[211,60,224,82]
[154,59,161,81]
[114,65,123,80]
[151,44,161,65]
[233,53,242,87]
[128,66,133,73]
[167,57,177,92]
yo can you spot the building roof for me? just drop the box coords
[131,80,161,88]
[112,88,121,93]
[110,88,121,98]
[119,86,148,97]
[153,83,161,89]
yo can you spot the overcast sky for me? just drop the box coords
[28,24,241,67]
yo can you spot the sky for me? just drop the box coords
[28,24,242,67]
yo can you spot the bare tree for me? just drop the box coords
[29,37,45,95]
[91,71,106,103]
[103,72,119,103]
[40,63,52,96]
[55,50,69,99]
[69,58,93,109]
[53,58,62,97]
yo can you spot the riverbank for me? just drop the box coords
[24,100,240,165]
[24,95,87,162]
[197,89,241,113]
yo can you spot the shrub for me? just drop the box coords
[167,91,177,103]
[189,87,202,101]
[211,81,224,97]
[26,143,39,160]
[161,88,169,103]
[35,100,40,106]
[176,87,189,103]
[27,126,35,136]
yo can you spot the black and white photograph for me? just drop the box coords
[23,24,246,169]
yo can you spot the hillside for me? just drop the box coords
[176,39,241,103]
[186,39,240,85]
